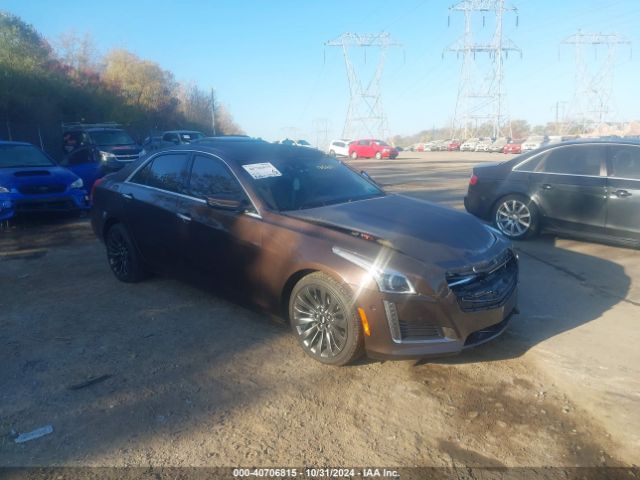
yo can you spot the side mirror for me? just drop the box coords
[206,195,246,211]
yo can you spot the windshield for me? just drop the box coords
[375,141,390,146]
[240,153,384,211]
[0,145,55,168]
[89,130,136,146]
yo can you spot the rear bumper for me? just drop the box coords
[0,190,90,220]
[464,193,492,220]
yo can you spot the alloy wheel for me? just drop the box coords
[292,285,348,359]
[106,229,131,278]
[496,199,532,238]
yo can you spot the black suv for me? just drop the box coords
[60,123,143,188]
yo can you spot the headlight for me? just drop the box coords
[70,178,84,189]
[99,151,117,162]
[0,186,9,193]
[332,246,416,294]
[484,223,505,239]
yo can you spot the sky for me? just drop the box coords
[2,0,639,142]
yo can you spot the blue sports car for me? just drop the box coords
[0,141,90,221]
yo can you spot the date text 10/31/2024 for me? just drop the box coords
[232,468,400,478]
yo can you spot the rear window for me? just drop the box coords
[0,145,55,168]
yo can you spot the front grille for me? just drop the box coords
[447,249,518,312]
[18,184,66,194]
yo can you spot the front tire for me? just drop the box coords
[329,150,336,157]
[350,151,358,159]
[493,195,539,240]
[289,272,364,366]
[105,223,147,282]
[375,152,382,160]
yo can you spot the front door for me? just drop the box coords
[176,154,262,291]
[605,144,640,242]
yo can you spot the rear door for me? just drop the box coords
[120,152,191,270]
[525,144,607,232]
[605,144,640,242]
[176,154,262,290]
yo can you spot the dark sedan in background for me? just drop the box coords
[465,140,640,247]
[92,138,518,365]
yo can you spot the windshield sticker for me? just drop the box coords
[242,162,282,179]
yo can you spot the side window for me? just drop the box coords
[609,146,640,180]
[131,153,190,193]
[537,146,603,176]
[358,140,368,146]
[188,155,243,198]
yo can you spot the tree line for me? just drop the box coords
[0,11,242,158]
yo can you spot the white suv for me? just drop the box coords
[328,139,352,157]
[522,135,548,151]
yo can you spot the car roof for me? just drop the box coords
[163,130,204,134]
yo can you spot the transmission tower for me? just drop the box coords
[445,0,521,139]
[561,31,632,133]
[326,32,401,140]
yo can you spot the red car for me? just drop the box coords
[503,139,524,154]
[349,139,398,159]
[447,139,461,151]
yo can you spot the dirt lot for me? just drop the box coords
[1,151,638,471]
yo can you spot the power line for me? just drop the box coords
[325,32,402,140]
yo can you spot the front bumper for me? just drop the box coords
[356,250,518,360]
[0,190,90,221]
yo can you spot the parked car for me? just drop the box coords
[295,139,314,149]
[461,138,480,152]
[328,139,353,157]
[521,135,548,152]
[0,141,90,222]
[143,130,206,153]
[60,123,143,189]
[503,139,524,154]
[489,137,509,153]
[475,138,493,152]
[349,139,398,159]
[464,140,640,246]
[447,139,462,151]
[92,138,517,365]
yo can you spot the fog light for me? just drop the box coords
[383,301,401,343]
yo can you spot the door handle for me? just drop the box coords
[541,184,553,190]
[121,193,133,200]
[613,189,631,198]
[176,212,191,222]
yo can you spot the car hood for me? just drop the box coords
[0,166,80,188]
[286,194,498,266]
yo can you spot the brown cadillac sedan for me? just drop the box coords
[91,137,518,365]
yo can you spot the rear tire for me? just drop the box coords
[492,195,539,240]
[105,223,147,282]
[329,150,336,157]
[375,152,382,160]
[289,272,364,366]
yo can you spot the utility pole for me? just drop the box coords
[210,88,216,136]
[325,32,402,140]
[445,0,521,139]
[561,31,632,134]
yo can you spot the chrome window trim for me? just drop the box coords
[607,176,640,182]
[125,149,263,219]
